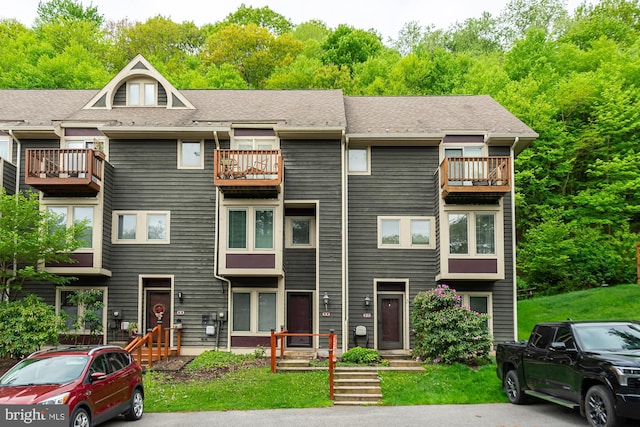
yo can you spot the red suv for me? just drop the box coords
[0,345,144,427]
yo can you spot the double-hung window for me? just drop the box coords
[228,208,274,250]
[48,206,95,249]
[232,291,277,333]
[378,216,435,249]
[113,211,170,244]
[448,212,495,255]
[459,292,493,332]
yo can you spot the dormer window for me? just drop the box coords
[127,80,157,106]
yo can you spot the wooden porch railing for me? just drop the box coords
[214,150,282,186]
[25,148,104,181]
[440,156,511,191]
[124,325,182,369]
[270,329,337,400]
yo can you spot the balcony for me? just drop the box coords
[25,149,104,195]
[440,156,511,203]
[214,150,283,197]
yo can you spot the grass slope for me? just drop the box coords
[517,284,640,340]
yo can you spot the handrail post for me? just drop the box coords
[156,325,162,362]
[329,329,335,400]
[279,326,285,359]
[270,329,276,373]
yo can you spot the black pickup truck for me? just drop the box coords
[496,321,640,427]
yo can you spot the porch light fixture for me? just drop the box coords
[323,292,330,311]
[364,295,371,307]
[178,291,184,304]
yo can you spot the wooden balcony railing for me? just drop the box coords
[214,150,283,190]
[440,156,511,199]
[25,148,105,194]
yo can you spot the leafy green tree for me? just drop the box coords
[322,25,383,71]
[35,0,103,27]
[66,289,104,344]
[0,295,66,358]
[202,23,303,88]
[218,4,293,35]
[0,191,86,301]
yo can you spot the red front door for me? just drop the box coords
[287,292,312,347]
[378,294,403,350]
[146,290,171,338]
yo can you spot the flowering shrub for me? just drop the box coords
[411,284,492,365]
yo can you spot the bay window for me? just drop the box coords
[448,212,495,255]
[232,291,277,333]
[228,208,274,250]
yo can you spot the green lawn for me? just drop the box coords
[517,283,640,340]
[145,283,640,412]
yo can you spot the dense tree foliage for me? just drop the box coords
[2,0,639,294]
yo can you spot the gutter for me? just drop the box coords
[212,131,231,351]
[5,130,21,301]
[510,137,519,341]
[342,131,349,353]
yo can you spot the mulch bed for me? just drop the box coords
[148,357,269,383]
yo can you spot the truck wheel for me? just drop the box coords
[585,385,621,427]
[504,370,528,404]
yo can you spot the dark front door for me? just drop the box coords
[378,294,403,350]
[287,292,312,347]
[146,290,171,341]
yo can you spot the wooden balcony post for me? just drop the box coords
[270,329,276,373]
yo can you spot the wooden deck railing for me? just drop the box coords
[124,325,182,369]
[214,150,282,187]
[26,148,104,181]
[440,156,511,196]
[271,329,337,399]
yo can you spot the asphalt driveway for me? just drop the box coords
[103,402,640,427]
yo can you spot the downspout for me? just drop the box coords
[342,131,349,353]
[4,130,21,300]
[510,137,519,341]
[212,131,231,350]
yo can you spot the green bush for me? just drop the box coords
[341,347,382,365]
[411,285,492,365]
[0,295,66,358]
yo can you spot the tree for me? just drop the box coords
[35,0,103,28]
[218,4,293,35]
[322,25,384,71]
[202,23,303,88]
[0,190,86,301]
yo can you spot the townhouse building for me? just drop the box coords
[0,55,537,355]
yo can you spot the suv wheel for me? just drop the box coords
[71,407,90,427]
[585,385,621,427]
[124,388,144,421]
[504,370,528,404]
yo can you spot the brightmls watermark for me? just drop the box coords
[1,405,66,426]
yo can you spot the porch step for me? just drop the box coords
[277,359,311,368]
[388,359,422,368]
[333,368,382,406]
[281,350,317,360]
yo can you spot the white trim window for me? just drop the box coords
[57,287,106,334]
[48,206,95,249]
[228,208,274,250]
[112,211,170,244]
[378,216,435,249]
[459,292,493,333]
[231,290,277,334]
[285,216,315,248]
[178,140,204,169]
[448,212,495,255]
[0,137,11,162]
[127,80,156,106]
[348,147,370,174]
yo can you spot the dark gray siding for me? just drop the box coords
[282,139,343,340]
[108,138,225,348]
[348,145,440,347]
[283,248,316,290]
[102,162,114,271]
[2,159,16,194]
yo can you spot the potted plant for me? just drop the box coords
[173,319,183,329]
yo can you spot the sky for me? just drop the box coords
[4,0,596,41]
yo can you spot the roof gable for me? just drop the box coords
[82,54,194,110]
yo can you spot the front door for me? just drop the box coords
[145,290,171,340]
[286,292,312,347]
[378,294,403,350]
